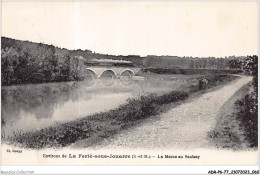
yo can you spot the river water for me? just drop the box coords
[1,75,187,137]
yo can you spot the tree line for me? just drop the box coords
[1,37,254,86]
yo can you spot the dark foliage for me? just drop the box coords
[243,55,258,95]
[235,55,258,147]
[235,93,258,147]
[1,37,85,86]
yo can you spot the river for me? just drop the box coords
[1,75,189,137]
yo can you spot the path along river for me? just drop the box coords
[90,76,252,149]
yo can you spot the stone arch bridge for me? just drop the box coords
[85,66,141,78]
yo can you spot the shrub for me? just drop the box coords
[235,92,258,147]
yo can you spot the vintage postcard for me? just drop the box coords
[1,1,259,174]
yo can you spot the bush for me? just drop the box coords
[235,92,258,147]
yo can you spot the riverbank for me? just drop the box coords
[2,74,239,149]
[81,76,251,150]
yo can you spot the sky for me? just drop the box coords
[2,2,258,57]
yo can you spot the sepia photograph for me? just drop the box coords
[0,1,259,174]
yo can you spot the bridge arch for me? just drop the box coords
[120,69,134,76]
[85,67,141,79]
[100,70,117,79]
[85,68,98,79]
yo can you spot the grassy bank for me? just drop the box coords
[143,68,243,75]
[3,74,239,149]
[208,81,258,150]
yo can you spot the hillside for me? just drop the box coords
[1,37,245,86]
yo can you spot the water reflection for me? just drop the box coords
[84,69,97,87]
[120,77,134,87]
[84,76,96,87]
[84,75,134,88]
[100,77,115,87]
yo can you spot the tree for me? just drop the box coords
[228,59,241,69]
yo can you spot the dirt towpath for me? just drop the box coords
[93,76,252,149]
